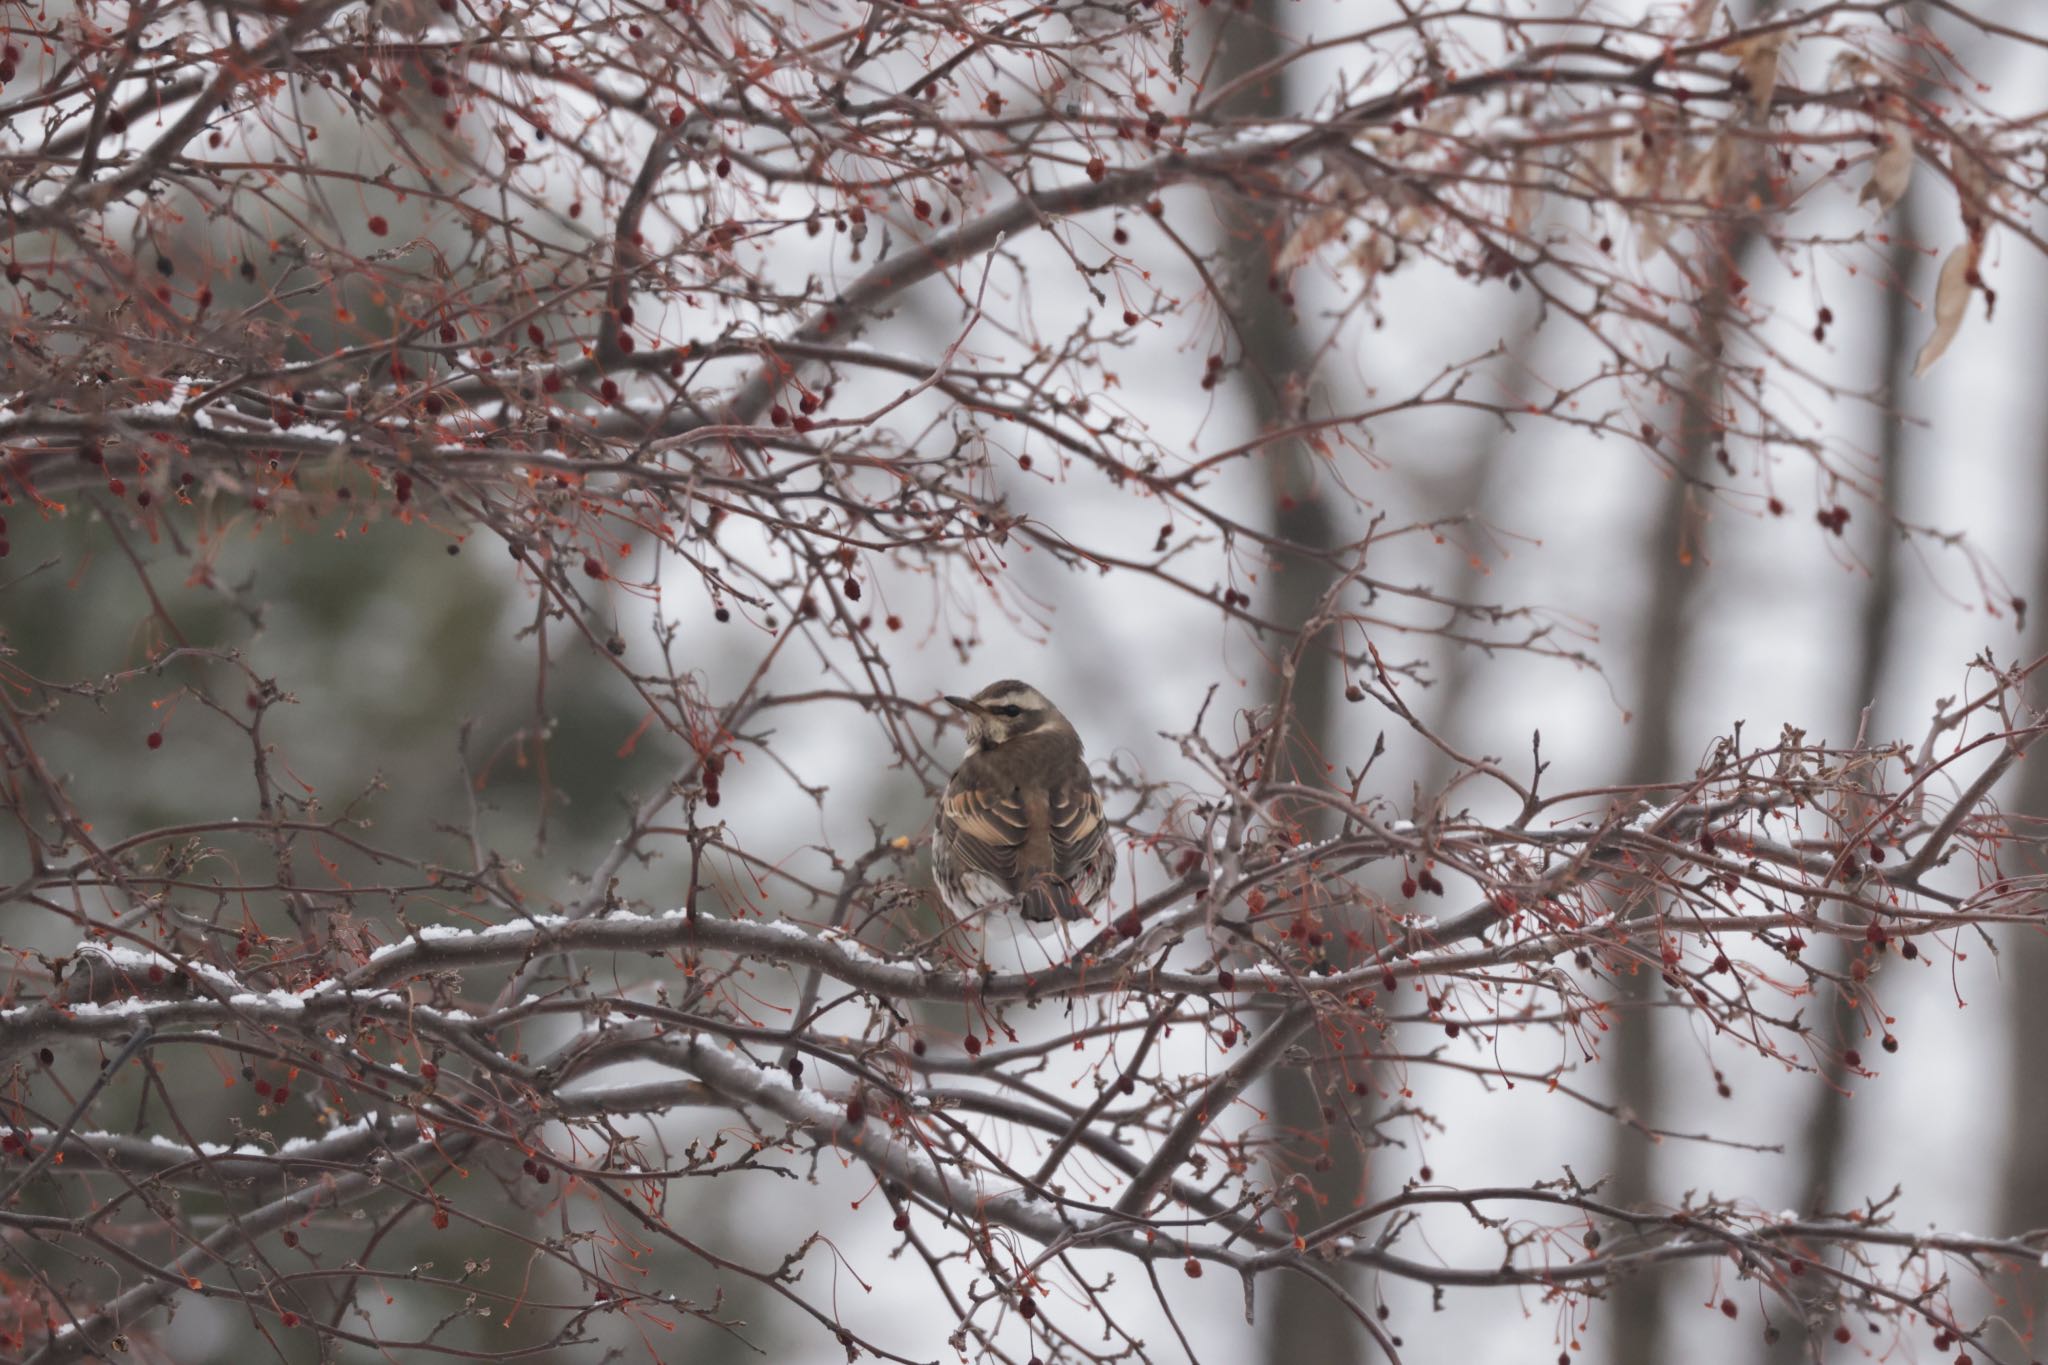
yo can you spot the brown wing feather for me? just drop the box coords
[939,734,1112,921]
[938,777,1030,887]
[1047,778,1107,879]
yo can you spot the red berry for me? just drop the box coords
[367,216,388,236]
[146,731,163,750]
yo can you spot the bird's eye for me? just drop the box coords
[1000,705,1023,717]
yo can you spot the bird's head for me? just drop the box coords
[944,680,1073,750]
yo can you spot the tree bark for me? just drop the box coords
[1765,184,1922,1365]
[1996,263,2048,1356]
[1197,5,1370,1358]
[1606,221,1760,1365]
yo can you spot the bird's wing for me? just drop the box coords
[1048,770,1110,882]
[938,775,1030,886]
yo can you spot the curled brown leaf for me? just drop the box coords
[1913,241,1979,378]
[1859,121,1914,213]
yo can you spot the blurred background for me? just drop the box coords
[5,0,2046,1361]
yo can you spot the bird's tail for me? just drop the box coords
[1021,877,1088,922]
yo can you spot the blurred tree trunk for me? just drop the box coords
[1417,444,1509,803]
[1605,6,1777,1351]
[1198,5,1367,1359]
[1765,185,1923,1365]
[1602,371,1699,1365]
[1416,322,1542,798]
[1997,285,2048,1344]
[1605,221,1761,1365]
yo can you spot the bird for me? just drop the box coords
[933,680,1115,923]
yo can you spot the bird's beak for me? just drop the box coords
[944,695,985,715]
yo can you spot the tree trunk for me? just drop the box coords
[1197,5,1370,1358]
[1606,223,1759,1365]
[1996,281,2048,1354]
[1766,184,1922,1365]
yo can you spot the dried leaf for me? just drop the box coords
[1349,204,1429,279]
[1829,52,1880,89]
[1948,132,2010,233]
[1727,31,1790,111]
[1621,117,1666,196]
[1682,0,1721,40]
[1952,147,1993,222]
[1276,207,1348,271]
[1347,231,1398,277]
[1506,155,1539,234]
[1581,135,1619,194]
[1619,107,1684,243]
[1859,121,1914,213]
[1914,241,1979,378]
[1276,160,1372,270]
[1635,210,1673,263]
[1684,131,1738,205]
